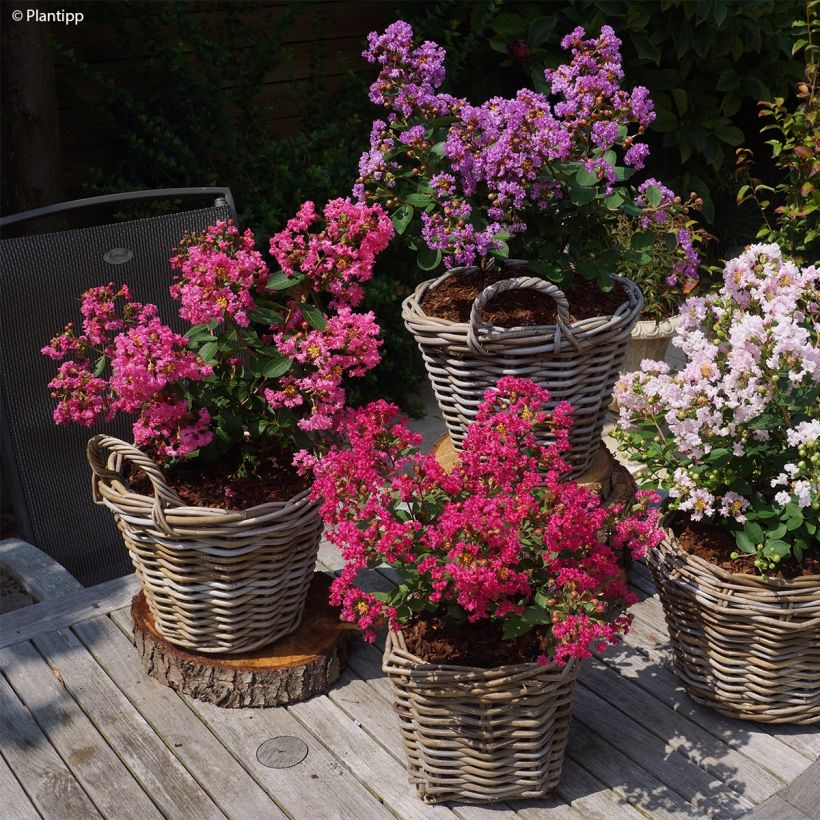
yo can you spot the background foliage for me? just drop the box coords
[50,0,809,411]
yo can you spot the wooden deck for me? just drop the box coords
[1,539,818,820]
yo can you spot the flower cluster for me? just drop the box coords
[613,244,819,572]
[45,203,392,468]
[269,198,393,310]
[612,181,708,321]
[308,376,662,664]
[169,222,269,327]
[43,284,213,457]
[357,20,690,285]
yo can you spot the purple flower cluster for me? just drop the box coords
[358,21,659,269]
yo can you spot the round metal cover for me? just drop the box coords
[103,247,134,265]
[256,736,308,769]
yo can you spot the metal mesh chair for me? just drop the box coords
[1,188,236,586]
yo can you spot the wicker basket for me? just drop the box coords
[87,435,322,654]
[648,528,820,724]
[402,264,642,476]
[382,630,580,803]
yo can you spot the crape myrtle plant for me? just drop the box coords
[356,20,701,297]
[613,244,819,575]
[304,377,663,665]
[43,199,394,483]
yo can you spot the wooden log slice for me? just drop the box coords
[432,435,636,505]
[132,573,355,708]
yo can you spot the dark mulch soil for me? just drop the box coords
[420,266,627,327]
[403,610,553,668]
[126,446,307,510]
[672,517,820,580]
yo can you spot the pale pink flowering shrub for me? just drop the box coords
[308,376,662,664]
[614,244,819,573]
[44,203,392,468]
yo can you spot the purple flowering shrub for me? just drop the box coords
[44,201,393,471]
[356,20,701,294]
[613,244,819,573]
[305,376,662,663]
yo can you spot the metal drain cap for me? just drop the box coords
[256,736,308,769]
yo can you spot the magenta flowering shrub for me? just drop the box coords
[306,376,662,665]
[614,244,819,573]
[44,202,393,467]
[356,20,701,291]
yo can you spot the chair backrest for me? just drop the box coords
[1,188,236,585]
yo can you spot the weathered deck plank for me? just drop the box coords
[0,641,161,819]
[0,574,139,649]
[0,743,40,819]
[0,673,100,818]
[180,685,395,819]
[78,612,285,819]
[30,627,224,820]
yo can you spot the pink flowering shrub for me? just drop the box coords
[614,244,819,573]
[44,203,392,467]
[306,376,662,665]
[356,20,701,290]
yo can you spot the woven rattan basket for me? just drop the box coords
[382,630,580,803]
[402,264,642,477]
[88,435,322,654]
[648,527,820,724]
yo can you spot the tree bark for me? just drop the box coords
[132,574,355,708]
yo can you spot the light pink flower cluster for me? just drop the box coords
[309,376,662,663]
[265,309,382,432]
[614,244,818,570]
[43,284,213,457]
[169,222,269,327]
[269,198,393,310]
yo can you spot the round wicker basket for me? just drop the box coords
[382,630,580,804]
[402,264,642,477]
[647,527,820,724]
[87,435,322,654]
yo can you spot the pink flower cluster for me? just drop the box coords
[269,198,393,310]
[614,244,818,565]
[309,377,662,663]
[169,222,269,327]
[265,308,382,432]
[43,284,213,457]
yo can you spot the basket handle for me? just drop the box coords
[467,276,580,356]
[87,434,184,535]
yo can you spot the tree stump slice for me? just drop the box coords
[432,435,636,505]
[132,573,354,708]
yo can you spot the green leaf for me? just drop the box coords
[715,126,745,146]
[576,167,599,187]
[630,231,656,251]
[301,303,327,331]
[417,247,442,271]
[265,271,296,291]
[249,306,282,326]
[645,185,663,208]
[567,184,597,205]
[198,341,218,362]
[261,355,292,378]
[744,521,764,544]
[763,540,790,559]
[735,531,755,553]
[93,356,107,377]
[716,69,738,92]
[405,193,432,208]
[672,88,688,115]
[391,204,413,235]
[528,16,555,48]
